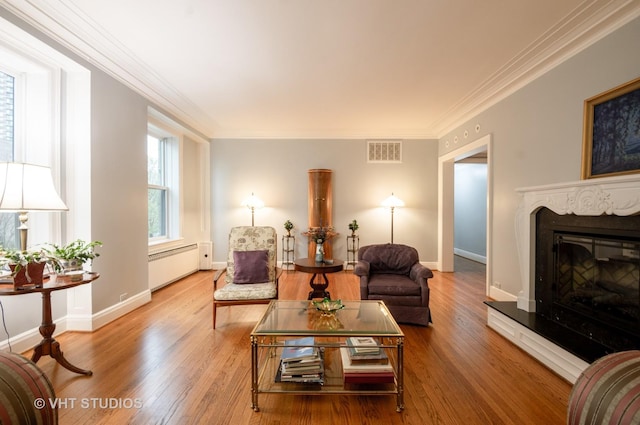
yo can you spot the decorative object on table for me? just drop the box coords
[0,247,60,289]
[241,192,264,226]
[312,297,345,316]
[45,239,102,281]
[581,76,640,179]
[315,241,324,263]
[305,225,335,264]
[284,219,294,236]
[0,162,68,252]
[355,243,433,326]
[381,193,404,244]
[0,351,58,424]
[348,219,359,236]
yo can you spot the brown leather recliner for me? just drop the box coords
[354,243,433,326]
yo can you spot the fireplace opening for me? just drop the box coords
[536,208,640,353]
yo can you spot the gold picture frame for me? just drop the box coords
[581,76,640,179]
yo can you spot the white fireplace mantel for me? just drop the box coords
[514,174,640,312]
[486,174,640,382]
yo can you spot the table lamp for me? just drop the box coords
[0,162,68,251]
[241,192,264,226]
[381,193,404,244]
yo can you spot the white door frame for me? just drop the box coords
[437,134,492,295]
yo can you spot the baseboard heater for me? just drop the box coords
[148,244,199,291]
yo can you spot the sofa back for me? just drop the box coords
[358,243,419,275]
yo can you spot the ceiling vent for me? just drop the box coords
[367,141,402,163]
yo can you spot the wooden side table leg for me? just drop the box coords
[31,291,92,375]
[307,273,330,299]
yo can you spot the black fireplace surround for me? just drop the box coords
[535,208,640,355]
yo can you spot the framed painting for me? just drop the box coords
[581,76,640,179]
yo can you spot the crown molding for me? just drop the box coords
[2,0,639,140]
[0,0,217,137]
[432,0,640,138]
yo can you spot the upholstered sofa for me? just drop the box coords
[354,243,433,326]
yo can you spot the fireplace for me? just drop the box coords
[485,174,640,382]
[535,208,640,352]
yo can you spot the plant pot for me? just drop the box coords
[60,259,83,273]
[10,262,46,289]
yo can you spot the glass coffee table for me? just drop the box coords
[250,300,405,412]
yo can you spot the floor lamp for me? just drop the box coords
[241,192,264,226]
[0,163,68,251]
[381,193,404,244]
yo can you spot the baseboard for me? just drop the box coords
[0,290,152,354]
[0,318,68,354]
[453,248,486,264]
[488,285,517,302]
[67,289,152,331]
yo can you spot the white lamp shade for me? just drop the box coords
[0,162,68,211]
[381,193,405,208]
[241,192,264,210]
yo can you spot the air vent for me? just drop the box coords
[367,141,402,163]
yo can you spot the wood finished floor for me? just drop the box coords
[24,257,572,424]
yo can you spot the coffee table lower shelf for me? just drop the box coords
[250,338,404,413]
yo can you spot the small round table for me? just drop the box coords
[294,258,343,300]
[0,272,100,375]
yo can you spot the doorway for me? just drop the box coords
[438,134,492,295]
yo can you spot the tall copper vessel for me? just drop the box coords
[307,169,334,258]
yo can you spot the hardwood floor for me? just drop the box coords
[24,257,572,424]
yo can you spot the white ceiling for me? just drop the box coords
[4,0,640,139]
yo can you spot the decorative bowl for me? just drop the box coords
[312,298,345,316]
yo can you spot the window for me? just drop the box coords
[147,135,168,239]
[147,122,179,244]
[0,70,19,249]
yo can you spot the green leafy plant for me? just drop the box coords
[284,220,294,236]
[0,247,60,277]
[348,219,359,235]
[46,239,102,272]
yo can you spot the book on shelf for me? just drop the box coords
[281,336,318,363]
[275,362,324,384]
[346,336,381,354]
[343,372,395,384]
[340,347,393,374]
[275,337,324,384]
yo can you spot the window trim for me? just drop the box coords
[147,118,181,247]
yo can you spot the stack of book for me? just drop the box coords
[275,336,324,384]
[341,337,395,384]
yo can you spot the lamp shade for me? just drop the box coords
[241,192,264,210]
[381,193,404,209]
[0,163,68,211]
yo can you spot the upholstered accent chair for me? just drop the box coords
[213,226,281,329]
[354,243,433,326]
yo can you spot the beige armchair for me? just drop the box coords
[213,226,281,329]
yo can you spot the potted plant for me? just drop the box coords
[0,247,60,289]
[46,239,102,274]
[284,220,294,237]
[348,219,359,236]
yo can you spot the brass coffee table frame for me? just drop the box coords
[250,300,405,412]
